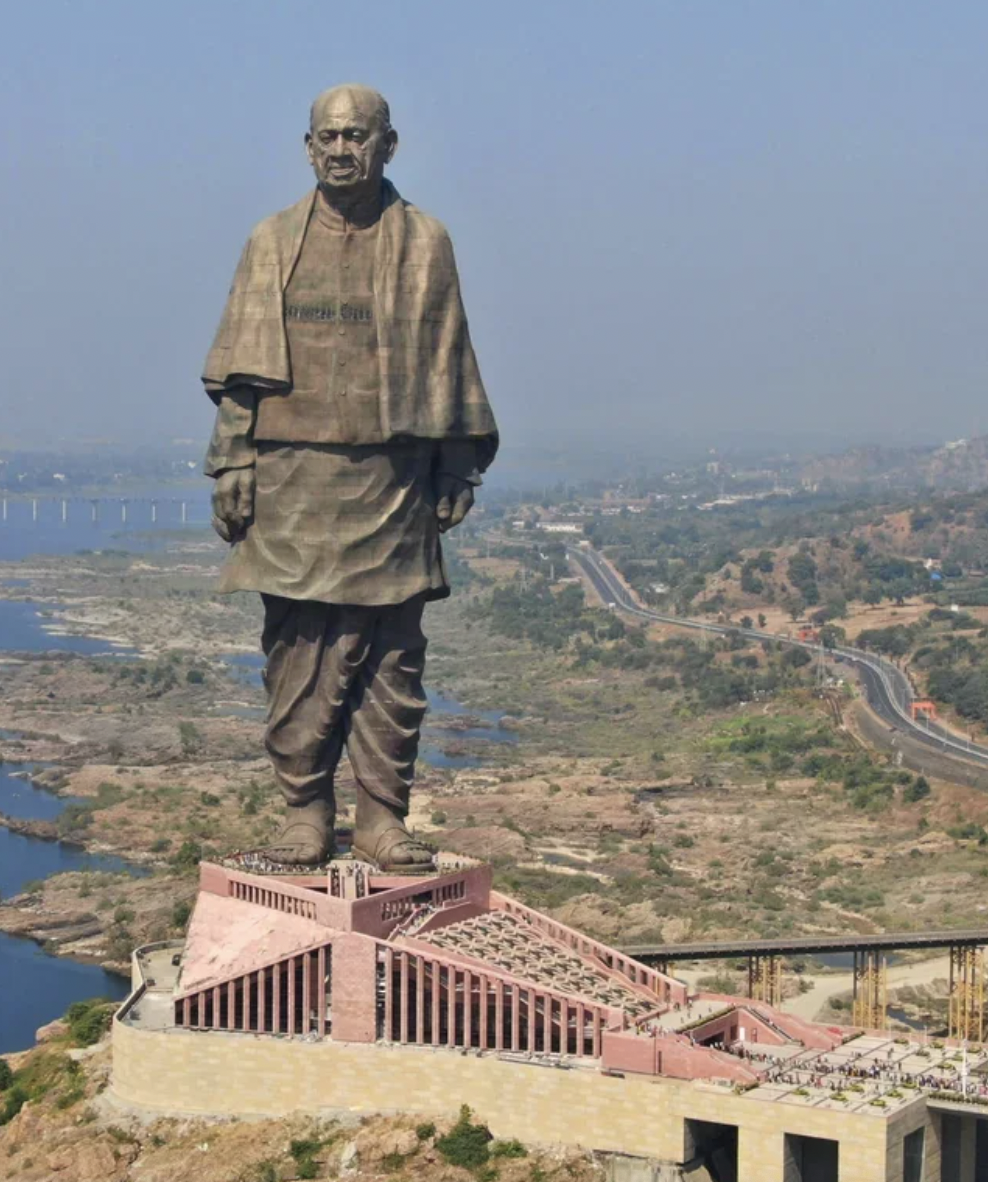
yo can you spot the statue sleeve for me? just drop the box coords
[203,386,258,478]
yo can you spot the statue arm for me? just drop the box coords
[204,387,257,543]
[203,386,258,477]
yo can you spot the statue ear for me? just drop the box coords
[304,132,315,165]
[384,129,399,165]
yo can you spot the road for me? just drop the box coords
[567,544,988,775]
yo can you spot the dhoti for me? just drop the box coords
[261,593,428,816]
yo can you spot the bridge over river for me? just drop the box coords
[0,494,201,526]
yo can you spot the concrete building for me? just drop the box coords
[112,859,988,1180]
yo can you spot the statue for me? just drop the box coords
[202,84,498,871]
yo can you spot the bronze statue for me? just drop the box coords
[203,84,497,870]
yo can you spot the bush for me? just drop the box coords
[903,775,931,803]
[0,1059,12,1091]
[171,839,203,870]
[56,803,95,837]
[0,1084,27,1125]
[66,999,114,1047]
[172,900,192,929]
[416,1122,436,1141]
[436,1105,492,1170]
[491,1139,528,1159]
[290,1138,321,1162]
[296,1158,318,1180]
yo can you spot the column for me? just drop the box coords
[316,946,327,1036]
[302,951,311,1034]
[415,955,425,1045]
[399,953,409,1043]
[288,957,296,1034]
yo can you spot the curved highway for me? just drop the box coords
[567,544,988,772]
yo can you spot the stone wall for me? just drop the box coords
[111,1019,914,1179]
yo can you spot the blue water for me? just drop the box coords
[0,494,210,562]
[0,759,142,900]
[0,502,207,1053]
[0,600,135,656]
[0,932,130,1053]
[0,756,143,1052]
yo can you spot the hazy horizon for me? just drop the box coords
[3,1,988,459]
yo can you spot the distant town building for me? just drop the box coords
[536,522,583,534]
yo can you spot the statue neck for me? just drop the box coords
[316,182,383,230]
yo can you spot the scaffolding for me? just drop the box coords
[948,945,985,1042]
[852,949,887,1029]
[748,955,782,1007]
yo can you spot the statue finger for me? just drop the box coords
[436,495,452,521]
[449,487,474,528]
[213,487,234,521]
[236,473,256,517]
[211,514,232,543]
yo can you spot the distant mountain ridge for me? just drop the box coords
[797,435,988,492]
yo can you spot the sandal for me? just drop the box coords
[256,819,336,867]
[245,799,336,868]
[352,825,436,873]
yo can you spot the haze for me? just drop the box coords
[2,0,988,460]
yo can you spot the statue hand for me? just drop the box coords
[435,473,474,533]
[211,468,256,543]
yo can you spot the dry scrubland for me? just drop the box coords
[0,537,986,1021]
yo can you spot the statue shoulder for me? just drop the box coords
[399,200,453,246]
[245,192,315,250]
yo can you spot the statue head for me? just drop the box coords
[306,84,398,199]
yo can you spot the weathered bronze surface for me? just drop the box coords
[203,85,497,870]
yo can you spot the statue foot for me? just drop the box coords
[352,823,436,873]
[351,793,434,871]
[257,798,336,867]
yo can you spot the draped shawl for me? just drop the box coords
[202,181,498,470]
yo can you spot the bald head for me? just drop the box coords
[310,84,391,135]
[305,84,398,200]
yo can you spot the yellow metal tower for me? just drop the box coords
[748,955,782,1007]
[852,949,887,1029]
[948,945,985,1042]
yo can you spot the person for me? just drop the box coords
[202,84,497,870]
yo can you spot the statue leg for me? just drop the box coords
[348,597,435,871]
[259,595,374,864]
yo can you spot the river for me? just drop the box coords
[0,497,205,1053]
[0,757,139,1053]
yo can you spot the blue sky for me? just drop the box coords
[2,0,988,460]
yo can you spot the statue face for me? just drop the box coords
[306,93,397,196]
